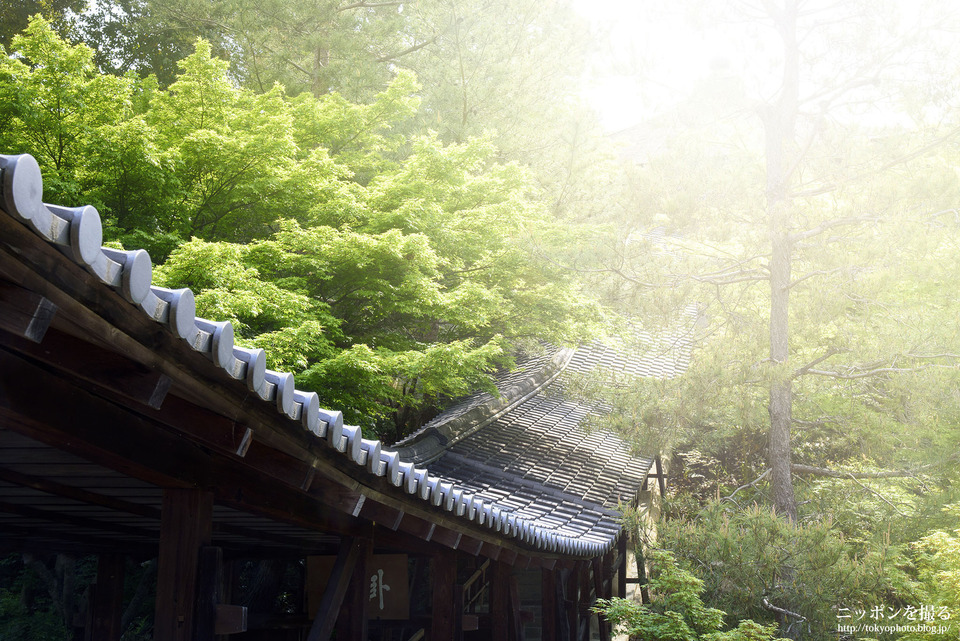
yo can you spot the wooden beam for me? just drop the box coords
[431,548,458,641]
[396,513,434,540]
[0,347,364,538]
[458,535,483,557]
[307,536,365,641]
[358,498,403,530]
[0,279,56,343]
[307,480,366,517]
[431,525,461,550]
[0,500,156,539]
[499,548,518,566]
[89,554,124,641]
[194,546,247,637]
[0,466,159,518]
[655,457,666,496]
[0,466,331,554]
[0,326,170,409]
[479,542,501,561]
[154,488,214,641]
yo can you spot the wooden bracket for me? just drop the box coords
[214,604,248,635]
[0,280,56,343]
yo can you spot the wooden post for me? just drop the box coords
[154,488,214,641]
[195,547,247,639]
[508,575,523,641]
[89,554,124,641]
[491,560,510,640]
[431,549,457,641]
[335,539,370,641]
[308,537,365,641]
[561,566,578,641]
[594,556,611,641]
[578,562,592,641]
[617,535,628,599]
[541,567,558,641]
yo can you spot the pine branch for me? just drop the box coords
[722,469,770,504]
[337,1,404,11]
[805,364,954,380]
[762,596,806,621]
[787,267,843,289]
[376,36,438,62]
[792,347,842,379]
[790,460,952,479]
[790,124,960,199]
[788,215,878,244]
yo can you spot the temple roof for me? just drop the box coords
[0,153,690,559]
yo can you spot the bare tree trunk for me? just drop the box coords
[763,0,800,521]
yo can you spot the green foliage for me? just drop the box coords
[652,501,907,639]
[900,506,960,641]
[0,0,83,49]
[595,549,784,641]
[0,20,603,440]
[73,0,207,87]
[0,16,141,207]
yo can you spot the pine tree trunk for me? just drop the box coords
[764,0,800,521]
[768,222,796,520]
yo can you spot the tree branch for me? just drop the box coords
[337,1,403,11]
[805,364,954,380]
[690,273,769,286]
[791,124,960,199]
[762,596,806,621]
[787,267,843,289]
[722,469,770,503]
[792,347,842,379]
[790,462,947,479]
[377,36,438,62]
[789,215,878,244]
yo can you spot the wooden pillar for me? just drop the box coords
[561,566,578,641]
[308,537,365,641]
[335,540,370,641]
[593,556,611,641]
[431,549,458,641]
[88,554,124,641]
[491,560,510,640]
[577,562,592,641]
[541,568,558,641]
[154,488,214,641]
[616,536,628,599]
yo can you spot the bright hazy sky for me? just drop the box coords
[572,1,721,132]
[572,0,959,132]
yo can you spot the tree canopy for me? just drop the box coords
[6,3,960,639]
[0,18,601,440]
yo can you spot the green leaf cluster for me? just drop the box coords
[653,502,906,639]
[1,18,601,439]
[595,549,785,641]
